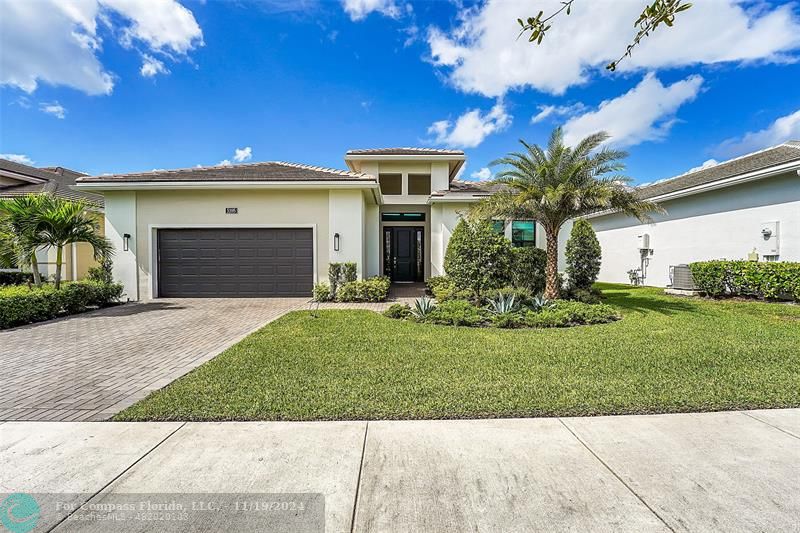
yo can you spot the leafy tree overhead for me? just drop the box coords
[565,218,601,290]
[471,127,663,300]
[519,0,693,71]
[0,195,48,285]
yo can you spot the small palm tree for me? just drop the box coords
[0,195,48,285]
[28,195,113,289]
[472,127,663,299]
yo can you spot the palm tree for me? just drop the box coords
[472,127,663,299]
[28,195,113,289]
[0,195,47,285]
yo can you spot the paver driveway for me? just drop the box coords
[0,298,312,421]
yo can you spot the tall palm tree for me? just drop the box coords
[0,195,47,285]
[472,127,663,299]
[28,195,113,289]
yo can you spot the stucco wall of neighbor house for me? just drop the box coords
[586,171,800,287]
[131,189,332,299]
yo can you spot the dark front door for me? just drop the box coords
[384,226,423,282]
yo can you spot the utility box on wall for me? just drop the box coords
[758,221,779,256]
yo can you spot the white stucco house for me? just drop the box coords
[75,148,541,300]
[578,141,800,287]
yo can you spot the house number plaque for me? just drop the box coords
[225,208,238,214]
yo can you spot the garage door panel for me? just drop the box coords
[158,228,313,297]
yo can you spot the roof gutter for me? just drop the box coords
[586,161,800,219]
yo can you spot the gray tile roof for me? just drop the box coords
[430,180,497,198]
[636,142,800,199]
[346,147,465,156]
[0,159,103,207]
[77,161,376,183]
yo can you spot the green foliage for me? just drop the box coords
[0,271,33,286]
[565,219,601,290]
[383,303,412,320]
[0,281,123,329]
[335,276,391,302]
[524,300,619,328]
[312,282,332,302]
[690,260,800,301]
[328,263,343,298]
[410,296,436,319]
[509,246,546,294]
[444,219,512,299]
[426,275,473,302]
[425,299,486,327]
[486,292,520,314]
[87,257,114,284]
[563,286,603,304]
[490,286,534,306]
[342,262,357,283]
[491,312,525,329]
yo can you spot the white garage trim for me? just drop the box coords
[147,223,318,300]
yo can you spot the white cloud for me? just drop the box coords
[0,0,202,95]
[427,0,800,97]
[563,73,703,148]
[341,0,401,21]
[716,109,800,157]
[471,167,492,181]
[218,159,232,167]
[39,101,66,119]
[0,154,35,165]
[233,146,253,163]
[687,159,719,173]
[140,54,169,77]
[427,100,511,148]
[531,103,585,124]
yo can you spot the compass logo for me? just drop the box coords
[0,493,39,533]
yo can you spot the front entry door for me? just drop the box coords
[384,226,423,282]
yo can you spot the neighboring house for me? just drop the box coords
[0,158,105,280]
[75,148,543,300]
[578,141,800,287]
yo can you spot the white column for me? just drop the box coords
[328,189,366,279]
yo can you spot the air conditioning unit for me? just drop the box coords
[670,264,697,290]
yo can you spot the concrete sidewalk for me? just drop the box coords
[1,409,798,532]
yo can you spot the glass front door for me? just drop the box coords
[383,226,424,282]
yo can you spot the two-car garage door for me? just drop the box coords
[157,228,313,297]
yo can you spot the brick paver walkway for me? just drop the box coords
[0,297,400,422]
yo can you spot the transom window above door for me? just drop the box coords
[382,212,426,222]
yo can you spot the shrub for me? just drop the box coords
[485,292,520,314]
[563,286,603,304]
[490,286,533,306]
[87,257,114,284]
[509,247,546,294]
[425,299,485,327]
[336,276,391,302]
[312,282,332,302]
[342,262,357,283]
[426,276,453,299]
[410,296,436,319]
[524,300,619,328]
[565,219,601,290]
[444,219,512,299]
[383,303,412,319]
[0,281,123,329]
[490,312,525,329]
[0,271,33,286]
[689,260,800,301]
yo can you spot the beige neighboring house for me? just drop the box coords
[0,158,105,280]
[75,148,543,300]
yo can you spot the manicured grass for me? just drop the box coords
[115,284,800,421]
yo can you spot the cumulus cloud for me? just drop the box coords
[39,101,66,119]
[0,154,35,165]
[0,0,202,95]
[531,103,585,124]
[233,146,253,163]
[217,159,232,167]
[563,73,703,148]
[470,167,492,181]
[427,0,800,97]
[140,55,169,77]
[341,0,402,21]
[427,101,511,148]
[687,159,719,173]
[715,109,800,157]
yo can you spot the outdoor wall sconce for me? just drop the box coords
[123,233,131,252]
[333,233,340,252]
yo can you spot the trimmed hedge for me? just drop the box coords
[0,281,124,329]
[336,276,391,302]
[0,271,33,286]
[689,260,800,301]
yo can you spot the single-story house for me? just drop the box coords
[578,141,800,287]
[0,157,105,280]
[75,148,545,300]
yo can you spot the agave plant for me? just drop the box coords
[529,294,553,312]
[486,292,519,314]
[410,296,436,319]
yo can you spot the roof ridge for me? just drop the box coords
[269,160,372,178]
[79,160,373,180]
[346,147,465,154]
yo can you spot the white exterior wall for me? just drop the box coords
[328,189,366,279]
[430,202,472,276]
[104,191,138,301]
[365,204,380,277]
[587,172,800,287]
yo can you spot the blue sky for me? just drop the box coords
[2,0,800,185]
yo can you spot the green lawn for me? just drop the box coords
[115,284,800,421]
